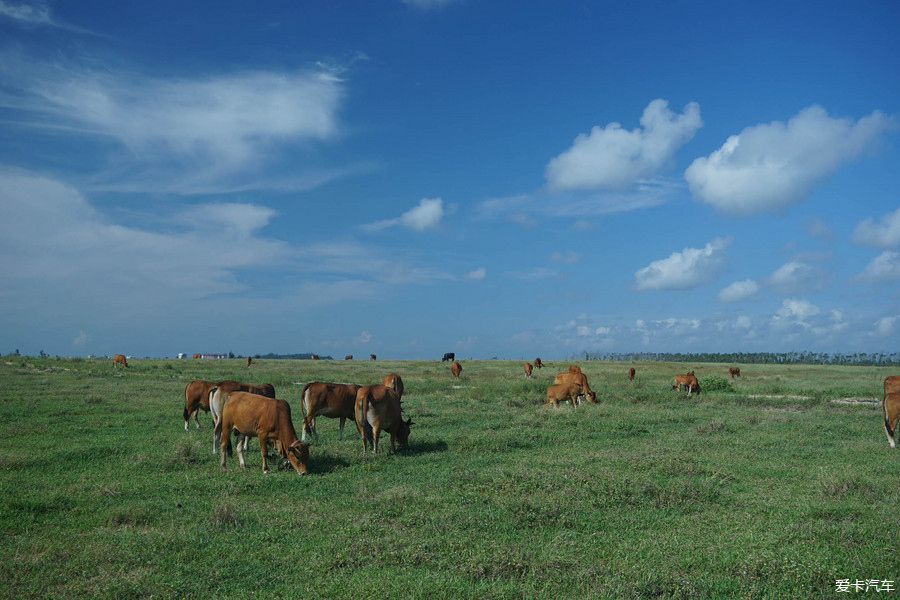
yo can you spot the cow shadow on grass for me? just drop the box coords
[399,440,449,456]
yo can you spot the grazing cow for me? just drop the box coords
[553,372,597,403]
[544,382,584,408]
[524,362,533,378]
[370,354,377,361]
[882,392,900,448]
[534,358,544,369]
[883,376,900,396]
[451,360,462,379]
[442,352,455,362]
[568,365,582,374]
[113,354,128,368]
[354,385,412,454]
[193,353,202,359]
[218,392,309,474]
[381,373,404,399]
[728,366,741,379]
[311,354,320,360]
[628,367,636,381]
[183,379,216,430]
[209,381,277,454]
[672,372,700,396]
[300,381,362,441]
[246,356,252,368]
[345,355,353,361]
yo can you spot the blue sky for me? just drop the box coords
[1,0,899,360]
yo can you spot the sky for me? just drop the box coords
[1,0,899,360]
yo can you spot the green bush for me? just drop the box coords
[700,374,734,392]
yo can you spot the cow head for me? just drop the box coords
[287,440,310,475]
[396,418,414,446]
[585,390,597,404]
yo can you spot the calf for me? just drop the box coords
[218,392,309,474]
[672,372,700,396]
[628,367,636,381]
[113,354,128,368]
[553,372,597,403]
[442,352,455,362]
[355,385,412,454]
[544,382,584,408]
[246,356,252,367]
[345,355,353,361]
[728,366,741,379]
[451,360,462,379]
[300,381,361,441]
[370,354,377,361]
[209,381,277,454]
[883,392,900,448]
[534,357,544,369]
[381,373,404,399]
[568,365,582,374]
[183,379,216,430]
[524,362,533,378]
[311,354,320,360]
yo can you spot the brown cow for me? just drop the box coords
[246,356,252,367]
[544,382,584,408]
[113,354,128,368]
[883,376,900,396]
[370,354,377,361]
[381,373,404,399]
[534,357,544,369]
[209,381,277,454]
[628,367,636,381]
[553,372,597,403]
[355,385,412,454]
[882,392,900,448]
[300,381,361,441]
[672,372,700,396]
[345,355,353,361]
[728,366,741,379]
[193,353,202,359]
[451,360,462,379]
[218,391,309,474]
[311,354,320,360]
[524,362,533,378]
[183,379,216,430]
[568,365,582,374]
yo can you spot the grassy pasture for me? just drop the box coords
[0,356,897,599]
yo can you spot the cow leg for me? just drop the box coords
[258,433,269,473]
[219,425,231,469]
[236,434,248,469]
[885,410,898,449]
[372,427,381,454]
[337,417,345,441]
[193,410,202,430]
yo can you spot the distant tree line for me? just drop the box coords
[581,351,900,366]
[257,353,333,360]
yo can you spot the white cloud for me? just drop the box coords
[872,316,900,336]
[634,236,731,291]
[766,260,830,295]
[685,105,893,215]
[403,0,458,9]
[355,331,372,344]
[773,298,821,328]
[0,1,53,25]
[718,279,760,302]
[361,198,449,232]
[72,331,88,346]
[546,99,702,191]
[805,218,833,241]
[463,267,486,281]
[851,207,900,248]
[856,250,900,283]
[0,56,345,192]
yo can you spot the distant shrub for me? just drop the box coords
[700,375,733,392]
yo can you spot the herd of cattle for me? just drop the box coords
[167,354,780,476]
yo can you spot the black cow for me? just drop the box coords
[442,352,455,362]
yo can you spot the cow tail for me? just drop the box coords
[884,396,895,440]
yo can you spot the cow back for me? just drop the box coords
[884,376,900,396]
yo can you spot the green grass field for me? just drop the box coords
[1,356,897,599]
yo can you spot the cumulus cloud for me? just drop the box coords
[685,105,893,215]
[856,251,900,283]
[355,331,372,344]
[361,198,451,232]
[872,316,900,336]
[851,207,900,248]
[718,279,760,302]
[765,260,830,294]
[634,236,731,291]
[546,99,702,191]
[772,298,821,329]
[549,251,581,265]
